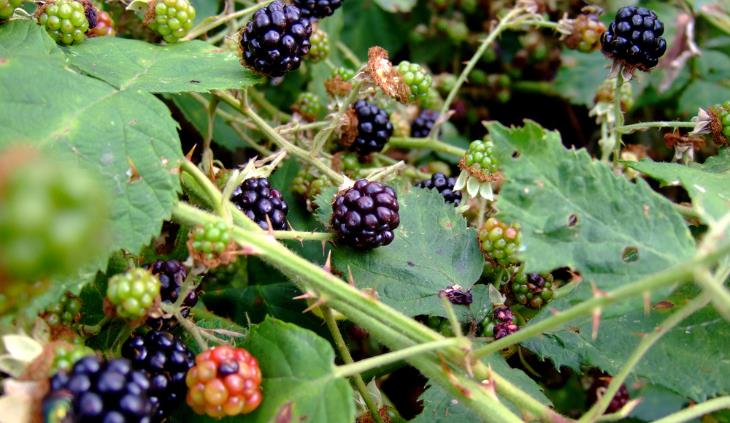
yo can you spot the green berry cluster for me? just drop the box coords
[332,66,356,81]
[479,217,521,266]
[106,268,161,319]
[511,272,554,309]
[38,0,89,45]
[149,0,196,43]
[293,92,322,120]
[711,101,730,142]
[564,13,606,53]
[292,167,331,211]
[463,139,499,174]
[43,293,82,326]
[397,61,432,101]
[0,0,22,20]
[190,221,232,262]
[306,28,330,63]
[50,342,95,374]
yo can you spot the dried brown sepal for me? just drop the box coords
[143,0,157,25]
[365,46,410,103]
[458,157,503,184]
[338,108,359,148]
[356,406,393,423]
[663,130,705,149]
[708,107,729,145]
[324,75,353,97]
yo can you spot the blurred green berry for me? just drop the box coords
[148,0,196,43]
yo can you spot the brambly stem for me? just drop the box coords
[612,71,624,165]
[618,121,696,134]
[183,0,274,41]
[653,396,730,423]
[387,137,466,157]
[271,230,333,241]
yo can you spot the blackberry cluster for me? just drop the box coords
[186,345,263,418]
[240,1,312,77]
[0,0,22,20]
[415,173,461,206]
[331,180,400,250]
[410,109,439,138]
[291,168,330,211]
[45,356,153,422]
[43,292,82,327]
[349,99,394,156]
[231,177,289,230]
[38,0,90,45]
[190,221,232,264]
[587,373,630,413]
[122,331,195,421]
[563,12,606,53]
[463,139,499,175]
[511,273,554,309]
[491,306,518,340]
[147,260,197,331]
[292,0,342,19]
[292,92,322,120]
[148,0,196,43]
[107,268,161,319]
[479,218,521,266]
[397,61,432,102]
[306,28,329,63]
[600,6,667,72]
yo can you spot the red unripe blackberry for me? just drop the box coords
[601,6,667,72]
[331,180,400,250]
[231,177,289,230]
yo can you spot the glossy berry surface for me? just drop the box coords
[415,172,461,206]
[147,260,196,330]
[240,1,312,77]
[410,109,439,138]
[122,331,195,421]
[587,373,630,413]
[186,345,263,418]
[350,99,394,156]
[600,6,667,71]
[292,0,342,19]
[148,0,196,43]
[50,342,95,374]
[38,0,90,45]
[106,268,161,319]
[479,218,521,266]
[331,179,400,250]
[511,273,554,309]
[464,139,498,174]
[0,0,22,19]
[397,61,432,101]
[45,356,153,422]
[231,177,289,230]
[306,28,329,63]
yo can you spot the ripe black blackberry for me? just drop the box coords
[122,331,195,421]
[45,356,153,422]
[415,173,461,206]
[587,372,630,413]
[292,0,342,19]
[239,1,312,77]
[350,99,394,156]
[231,177,289,230]
[600,6,667,72]
[147,260,197,330]
[410,109,439,138]
[331,179,400,250]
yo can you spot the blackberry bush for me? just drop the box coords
[348,99,394,156]
[600,6,667,72]
[106,268,161,319]
[231,177,289,230]
[147,0,196,43]
[37,0,89,45]
[292,92,322,121]
[481,306,518,340]
[462,139,499,175]
[122,331,195,420]
[186,345,263,418]
[415,173,461,206]
[189,221,233,265]
[331,179,400,250]
[240,1,312,77]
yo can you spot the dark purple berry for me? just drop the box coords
[350,99,393,156]
[410,109,439,138]
[440,285,472,305]
[587,372,631,413]
[147,260,197,331]
[292,0,342,19]
[492,306,518,340]
[231,177,289,230]
[415,173,461,206]
[331,179,400,250]
[601,6,667,71]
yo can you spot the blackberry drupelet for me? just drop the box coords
[600,6,667,72]
[45,356,153,422]
[415,173,461,206]
[331,179,400,250]
[122,331,195,421]
[479,218,521,266]
[106,268,161,320]
[37,0,90,45]
[306,28,329,62]
[147,260,197,330]
[511,272,554,309]
[240,1,312,77]
[410,109,439,138]
[292,0,342,19]
[349,99,394,156]
[587,373,630,413]
[492,306,518,340]
[148,0,196,43]
[231,177,289,230]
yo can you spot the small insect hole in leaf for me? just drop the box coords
[567,214,578,227]
[511,150,520,159]
[622,246,639,263]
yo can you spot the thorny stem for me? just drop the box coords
[618,121,696,134]
[183,0,274,40]
[175,309,208,351]
[387,137,466,157]
[336,40,362,67]
[612,71,624,165]
[271,230,334,241]
[441,296,464,338]
[322,306,385,423]
[201,96,219,173]
[653,397,730,423]
[310,81,362,158]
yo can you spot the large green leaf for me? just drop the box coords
[169,93,248,152]
[553,50,608,107]
[487,121,695,296]
[0,21,182,268]
[524,286,730,401]
[67,37,261,93]
[627,150,730,225]
[325,188,484,317]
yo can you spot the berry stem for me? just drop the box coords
[270,230,333,241]
[440,296,463,338]
[333,337,464,379]
[617,121,696,134]
[612,71,624,165]
[174,308,208,351]
[310,80,362,158]
[387,136,466,157]
[321,305,386,423]
[336,40,362,67]
[80,315,111,336]
[277,120,330,135]
[653,396,730,423]
[180,159,228,218]
[183,0,275,41]
[248,88,292,122]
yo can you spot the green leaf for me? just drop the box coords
[169,93,247,152]
[524,286,730,401]
[627,150,730,226]
[0,20,64,60]
[553,50,608,107]
[0,22,182,268]
[331,188,484,317]
[67,37,261,93]
[677,51,730,115]
[242,317,354,423]
[487,121,695,296]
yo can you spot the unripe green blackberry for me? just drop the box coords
[479,218,521,266]
[397,61,432,102]
[306,28,329,63]
[563,12,606,53]
[42,292,82,327]
[50,342,95,374]
[292,92,322,121]
[0,0,22,20]
[709,100,730,144]
[106,268,161,319]
[463,139,499,174]
[190,221,233,264]
[511,272,554,309]
[332,66,356,81]
[38,0,90,45]
[148,0,196,43]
